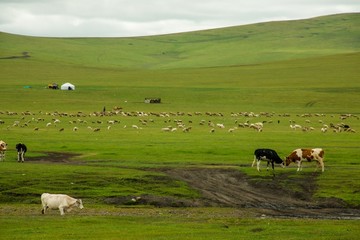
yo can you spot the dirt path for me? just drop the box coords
[28,152,360,219]
[163,167,360,219]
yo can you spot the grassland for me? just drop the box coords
[0,13,360,239]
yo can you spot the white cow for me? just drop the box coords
[41,193,84,215]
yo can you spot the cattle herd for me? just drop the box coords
[0,141,27,162]
[253,148,325,174]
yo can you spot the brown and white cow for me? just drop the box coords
[41,193,84,215]
[0,140,7,161]
[285,148,325,172]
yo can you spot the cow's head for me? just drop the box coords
[285,157,291,166]
[280,161,285,168]
[76,199,84,209]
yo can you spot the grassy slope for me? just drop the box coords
[0,13,359,69]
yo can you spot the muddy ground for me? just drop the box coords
[27,152,360,219]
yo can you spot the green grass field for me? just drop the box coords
[0,13,360,239]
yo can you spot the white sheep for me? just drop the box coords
[161,127,171,132]
[228,127,237,133]
[250,124,262,132]
[290,124,302,130]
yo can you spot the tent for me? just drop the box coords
[61,82,75,90]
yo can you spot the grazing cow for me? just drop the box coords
[41,193,84,215]
[252,149,284,172]
[285,148,325,172]
[16,143,27,162]
[0,140,7,161]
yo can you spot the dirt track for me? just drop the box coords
[29,152,360,219]
[162,168,360,219]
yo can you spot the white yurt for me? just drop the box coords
[61,82,75,90]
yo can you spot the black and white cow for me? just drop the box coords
[252,148,284,172]
[16,143,27,162]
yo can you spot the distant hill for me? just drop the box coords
[0,13,359,69]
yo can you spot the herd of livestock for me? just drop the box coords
[0,109,357,134]
[0,109,356,215]
[0,138,326,215]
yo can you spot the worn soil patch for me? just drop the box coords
[27,152,81,163]
[162,168,360,219]
[28,152,360,219]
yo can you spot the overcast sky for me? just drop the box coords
[0,0,358,37]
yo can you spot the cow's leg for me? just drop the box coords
[297,161,302,171]
[21,151,25,162]
[252,156,257,167]
[318,158,324,172]
[17,152,20,162]
[321,160,324,172]
[41,205,47,214]
[256,159,261,171]
[59,207,65,215]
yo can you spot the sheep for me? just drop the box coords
[253,122,263,128]
[290,124,302,130]
[183,127,192,132]
[161,127,172,132]
[321,127,328,133]
[249,124,262,132]
[228,127,237,133]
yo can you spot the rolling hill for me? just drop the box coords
[0,13,359,114]
[0,13,359,69]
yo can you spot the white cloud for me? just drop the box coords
[0,0,358,37]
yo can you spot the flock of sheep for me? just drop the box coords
[0,109,357,135]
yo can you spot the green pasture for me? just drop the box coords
[1,206,359,240]
[1,13,360,239]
